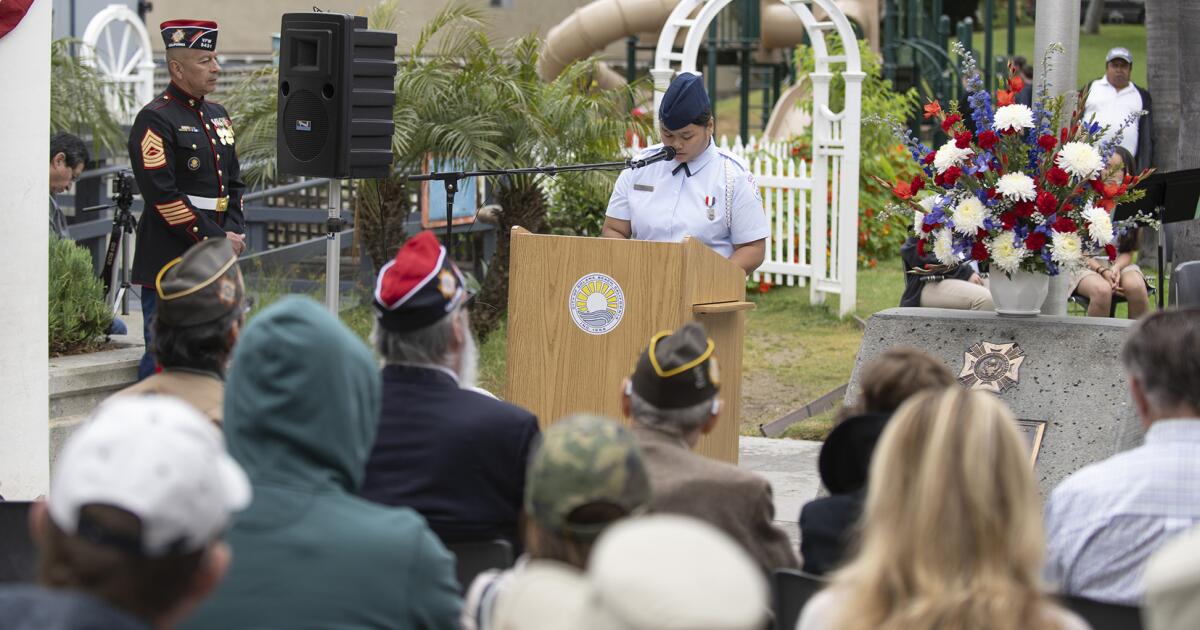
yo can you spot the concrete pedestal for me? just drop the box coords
[848,308,1139,494]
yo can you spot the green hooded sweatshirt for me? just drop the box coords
[182,296,462,629]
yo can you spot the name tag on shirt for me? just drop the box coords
[634,184,655,192]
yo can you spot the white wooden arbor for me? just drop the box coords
[652,0,864,316]
[81,4,156,125]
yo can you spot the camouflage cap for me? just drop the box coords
[155,238,244,327]
[525,414,650,539]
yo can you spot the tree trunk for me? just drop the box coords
[1141,0,1180,267]
[1169,0,1200,269]
[1084,0,1104,35]
[470,179,547,340]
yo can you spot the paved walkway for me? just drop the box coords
[738,436,823,549]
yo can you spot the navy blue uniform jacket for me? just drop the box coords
[360,365,541,546]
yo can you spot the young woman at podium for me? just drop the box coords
[601,73,770,275]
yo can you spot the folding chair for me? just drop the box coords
[0,501,36,583]
[1059,594,1142,630]
[1171,260,1200,307]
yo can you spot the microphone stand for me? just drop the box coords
[407,150,673,247]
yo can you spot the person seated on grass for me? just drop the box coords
[621,322,798,574]
[0,396,250,630]
[1069,145,1151,318]
[360,231,540,550]
[799,347,956,576]
[798,387,1089,630]
[1044,309,1200,606]
[462,414,650,630]
[181,296,462,630]
[491,515,769,630]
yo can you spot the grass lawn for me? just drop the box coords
[986,23,1147,88]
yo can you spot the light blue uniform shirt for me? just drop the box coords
[605,140,770,258]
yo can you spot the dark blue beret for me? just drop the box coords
[659,73,711,131]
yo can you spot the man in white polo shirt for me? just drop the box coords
[1082,46,1154,171]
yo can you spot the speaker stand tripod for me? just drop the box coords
[325,179,344,315]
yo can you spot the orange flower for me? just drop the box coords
[996,89,1015,106]
[923,101,943,120]
[891,180,915,200]
[1009,74,1025,93]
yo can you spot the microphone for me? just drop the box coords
[626,146,676,169]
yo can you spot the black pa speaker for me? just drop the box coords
[277,13,396,179]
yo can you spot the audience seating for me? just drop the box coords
[1171,260,1200,308]
[770,568,826,630]
[444,539,514,594]
[1059,594,1142,630]
[0,502,36,583]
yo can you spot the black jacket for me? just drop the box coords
[127,82,245,285]
[799,489,865,576]
[899,237,977,307]
[360,364,541,546]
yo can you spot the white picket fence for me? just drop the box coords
[627,134,854,302]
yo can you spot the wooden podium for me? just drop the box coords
[504,228,753,463]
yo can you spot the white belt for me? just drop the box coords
[187,195,229,211]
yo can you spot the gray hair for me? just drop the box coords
[628,389,713,438]
[372,309,460,368]
[1121,309,1200,414]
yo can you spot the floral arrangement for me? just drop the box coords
[877,43,1154,277]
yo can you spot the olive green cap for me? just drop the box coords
[155,238,243,327]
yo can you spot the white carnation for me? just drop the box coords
[917,194,943,212]
[913,210,925,235]
[996,172,1037,201]
[933,139,973,174]
[951,196,987,235]
[1082,205,1115,246]
[993,104,1035,132]
[988,231,1028,274]
[1055,142,1105,180]
[1050,230,1085,267]
[933,228,957,264]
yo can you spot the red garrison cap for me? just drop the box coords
[373,231,470,333]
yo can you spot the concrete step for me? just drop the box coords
[48,344,141,434]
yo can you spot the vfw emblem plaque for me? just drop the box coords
[958,341,1026,394]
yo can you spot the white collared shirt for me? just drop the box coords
[1083,77,1143,158]
[605,140,770,257]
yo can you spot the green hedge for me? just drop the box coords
[49,237,112,355]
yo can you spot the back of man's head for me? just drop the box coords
[151,239,245,376]
[1122,309,1200,421]
[50,132,89,169]
[626,323,720,439]
[38,396,250,627]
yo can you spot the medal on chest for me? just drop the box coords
[705,195,716,221]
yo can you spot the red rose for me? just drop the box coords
[917,239,926,257]
[1036,190,1058,214]
[1090,178,1107,195]
[985,187,997,199]
[1014,201,1035,218]
[941,113,962,132]
[1000,211,1018,229]
[923,151,937,165]
[1105,243,1118,261]
[1038,134,1057,151]
[1009,74,1026,93]
[971,240,989,261]
[1046,166,1070,187]
[921,220,936,233]
[943,166,962,185]
[977,130,999,150]
[1025,231,1047,251]
[934,172,945,186]
[955,131,973,149]
[911,176,925,193]
[1052,216,1078,233]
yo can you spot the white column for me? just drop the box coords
[1033,0,1080,316]
[0,0,51,498]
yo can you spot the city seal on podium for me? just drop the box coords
[957,341,1026,394]
[569,272,625,335]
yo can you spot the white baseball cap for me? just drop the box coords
[48,395,251,556]
[1107,47,1133,64]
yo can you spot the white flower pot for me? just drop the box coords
[989,270,1049,317]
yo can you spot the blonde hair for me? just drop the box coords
[830,387,1062,630]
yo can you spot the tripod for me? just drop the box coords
[84,171,138,318]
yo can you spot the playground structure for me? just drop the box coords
[538,0,877,143]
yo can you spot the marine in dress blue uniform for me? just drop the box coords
[128,20,245,379]
[604,73,770,273]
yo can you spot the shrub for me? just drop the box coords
[49,237,112,355]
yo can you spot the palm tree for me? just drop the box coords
[50,38,131,157]
[465,36,648,338]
